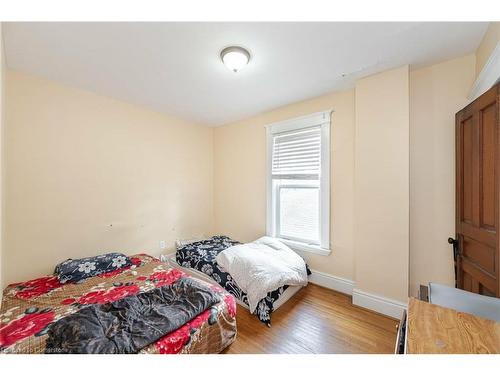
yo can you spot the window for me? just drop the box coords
[266,111,331,255]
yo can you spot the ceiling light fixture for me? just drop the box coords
[220,46,251,73]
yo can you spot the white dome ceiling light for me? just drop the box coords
[220,46,251,73]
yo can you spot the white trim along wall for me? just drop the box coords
[469,41,500,101]
[308,269,406,319]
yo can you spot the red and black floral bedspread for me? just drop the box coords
[0,254,237,354]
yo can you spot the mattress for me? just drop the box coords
[169,255,303,312]
[175,235,308,326]
[0,254,237,354]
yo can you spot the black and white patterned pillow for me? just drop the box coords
[54,252,133,283]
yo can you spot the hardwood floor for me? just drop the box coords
[223,283,398,354]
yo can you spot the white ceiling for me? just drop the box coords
[3,22,488,126]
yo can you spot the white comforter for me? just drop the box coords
[215,236,308,313]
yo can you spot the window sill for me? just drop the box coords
[279,238,331,256]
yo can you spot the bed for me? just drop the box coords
[173,235,309,326]
[0,254,237,354]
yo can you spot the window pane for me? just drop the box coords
[278,186,319,243]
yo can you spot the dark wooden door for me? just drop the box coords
[455,83,499,297]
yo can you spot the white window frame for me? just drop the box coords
[266,110,332,256]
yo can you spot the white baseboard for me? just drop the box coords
[352,288,407,319]
[309,269,354,295]
[309,271,407,319]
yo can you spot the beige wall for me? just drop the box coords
[4,71,214,285]
[354,66,410,303]
[0,47,483,310]
[214,90,356,280]
[409,55,476,296]
[475,22,500,76]
[0,24,5,299]
[216,62,482,306]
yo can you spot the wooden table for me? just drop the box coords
[406,298,500,354]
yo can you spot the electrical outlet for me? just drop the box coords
[159,240,166,250]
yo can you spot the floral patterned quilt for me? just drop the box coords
[0,254,237,354]
[176,236,311,326]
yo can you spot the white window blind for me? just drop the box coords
[272,126,321,180]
